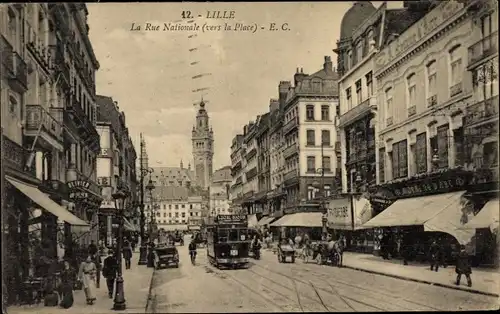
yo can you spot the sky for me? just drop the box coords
[87,2,402,170]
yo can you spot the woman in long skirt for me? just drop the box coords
[59,260,74,308]
[78,255,97,305]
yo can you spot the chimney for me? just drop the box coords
[269,99,279,112]
[324,56,333,73]
[278,81,291,106]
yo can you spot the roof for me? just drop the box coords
[96,95,123,137]
[382,8,427,48]
[211,166,232,183]
[340,2,376,39]
[151,167,195,183]
[147,185,189,201]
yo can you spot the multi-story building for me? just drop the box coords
[240,120,259,214]
[145,185,201,231]
[335,2,431,194]
[1,3,102,305]
[256,112,272,217]
[96,96,138,246]
[209,166,232,215]
[187,196,203,230]
[267,85,290,221]
[359,0,499,264]
[192,100,214,190]
[229,134,244,213]
[280,57,340,217]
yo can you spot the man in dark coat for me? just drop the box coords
[123,240,133,270]
[455,245,472,287]
[102,249,118,298]
[429,239,441,272]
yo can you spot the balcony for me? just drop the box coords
[26,24,50,69]
[339,97,376,128]
[25,105,63,145]
[468,32,498,66]
[49,4,70,36]
[464,96,499,127]
[1,134,34,175]
[1,35,28,92]
[283,117,298,135]
[66,94,100,152]
[283,143,299,159]
[386,117,393,127]
[427,95,437,108]
[407,105,416,117]
[450,82,463,97]
[245,147,257,160]
[335,141,341,153]
[246,167,258,181]
[50,44,71,86]
[283,169,298,184]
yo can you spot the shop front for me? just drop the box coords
[364,168,478,260]
[326,194,375,252]
[269,211,324,241]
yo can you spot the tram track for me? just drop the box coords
[249,261,444,312]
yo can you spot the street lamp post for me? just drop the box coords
[145,178,158,242]
[112,189,129,311]
[312,142,328,239]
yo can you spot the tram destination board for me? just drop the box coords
[215,214,247,224]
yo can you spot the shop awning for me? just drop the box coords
[6,176,89,227]
[123,218,137,232]
[270,212,323,228]
[362,191,465,228]
[248,214,258,228]
[424,192,475,245]
[461,198,500,231]
[160,224,188,232]
[188,225,201,230]
[257,216,275,227]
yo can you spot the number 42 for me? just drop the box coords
[181,11,192,19]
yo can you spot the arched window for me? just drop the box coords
[347,50,353,70]
[449,45,463,96]
[385,87,393,126]
[406,73,416,116]
[426,60,437,104]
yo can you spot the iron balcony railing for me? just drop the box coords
[25,104,63,142]
[283,117,299,135]
[407,105,417,117]
[427,95,437,108]
[468,31,498,66]
[464,95,499,127]
[283,169,298,181]
[450,82,463,97]
[282,143,299,159]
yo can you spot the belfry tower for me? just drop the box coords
[192,99,214,189]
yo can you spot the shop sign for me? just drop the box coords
[375,0,464,70]
[69,191,89,199]
[67,180,91,190]
[97,177,111,186]
[326,197,352,229]
[216,214,247,224]
[392,176,467,198]
[99,148,112,157]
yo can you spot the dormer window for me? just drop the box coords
[347,50,352,70]
[356,41,363,64]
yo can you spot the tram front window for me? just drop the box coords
[229,229,239,242]
[218,229,228,243]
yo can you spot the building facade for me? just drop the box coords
[1,3,102,305]
[192,100,214,190]
[209,166,232,216]
[346,0,499,263]
[280,57,340,215]
[96,95,138,246]
[229,134,244,213]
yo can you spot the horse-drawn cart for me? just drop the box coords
[277,244,296,263]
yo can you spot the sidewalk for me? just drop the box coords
[263,245,499,297]
[7,251,155,314]
[341,251,500,297]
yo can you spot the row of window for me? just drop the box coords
[344,29,375,72]
[155,212,200,218]
[306,156,332,172]
[157,220,187,224]
[145,204,198,210]
[307,185,332,200]
[345,71,374,110]
[306,129,332,146]
[378,125,498,182]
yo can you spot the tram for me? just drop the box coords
[206,214,251,269]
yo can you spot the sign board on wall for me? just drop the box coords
[327,195,374,230]
[97,177,111,186]
[374,0,464,71]
[100,148,112,157]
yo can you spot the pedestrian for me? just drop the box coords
[123,240,133,270]
[380,233,389,260]
[78,255,97,305]
[58,260,75,309]
[429,239,441,272]
[455,245,472,287]
[102,249,118,298]
[93,253,102,289]
[88,240,98,257]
